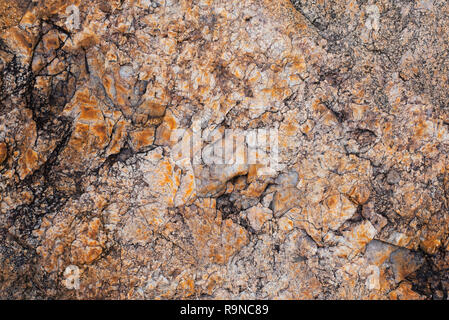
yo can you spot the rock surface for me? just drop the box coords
[0,0,448,299]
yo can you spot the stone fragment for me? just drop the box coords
[1,0,449,300]
[245,205,273,232]
[0,142,7,164]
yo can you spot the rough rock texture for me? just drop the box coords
[1,0,449,299]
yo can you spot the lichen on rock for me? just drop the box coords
[0,0,449,299]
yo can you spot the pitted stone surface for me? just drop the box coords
[0,0,448,299]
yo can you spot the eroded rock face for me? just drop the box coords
[0,0,448,299]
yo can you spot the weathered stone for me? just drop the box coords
[0,141,7,164]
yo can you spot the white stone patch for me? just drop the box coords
[119,65,134,79]
[63,265,80,290]
[174,158,197,207]
[365,5,380,32]
[416,0,434,11]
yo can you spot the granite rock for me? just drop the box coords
[0,0,448,299]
